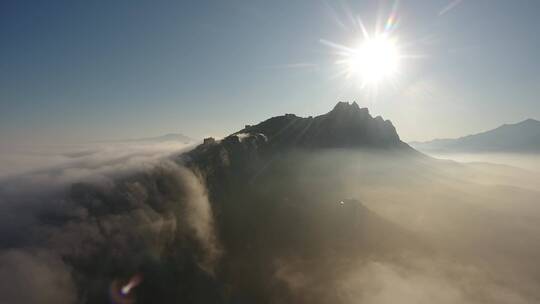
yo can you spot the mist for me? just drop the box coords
[1,140,539,303]
[0,140,195,179]
[423,151,540,172]
[2,0,539,302]
[0,141,223,303]
[254,149,540,303]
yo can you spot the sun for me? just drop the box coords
[340,34,400,87]
[320,5,412,91]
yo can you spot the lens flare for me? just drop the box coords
[110,274,143,304]
[120,274,142,295]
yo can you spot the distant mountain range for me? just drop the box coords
[410,119,540,153]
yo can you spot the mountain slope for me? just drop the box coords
[178,103,428,303]
[411,118,540,153]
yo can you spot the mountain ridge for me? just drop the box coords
[410,118,540,153]
[182,101,421,212]
[228,101,413,151]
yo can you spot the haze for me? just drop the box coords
[1,1,540,304]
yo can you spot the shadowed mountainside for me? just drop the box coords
[235,101,412,150]
[177,103,428,303]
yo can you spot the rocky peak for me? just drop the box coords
[328,101,369,117]
[232,102,408,150]
[331,101,361,111]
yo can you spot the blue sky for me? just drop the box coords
[1,0,539,144]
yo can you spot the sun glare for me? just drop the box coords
[347,35,399,85]
[321,5,411,91]
[340,34,400,87]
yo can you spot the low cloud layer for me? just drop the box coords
[1,141,540,303]
[263,150,540,304]
[0,141,221,303]
[0,249,77,304]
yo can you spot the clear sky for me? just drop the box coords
[1,0,539,144]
